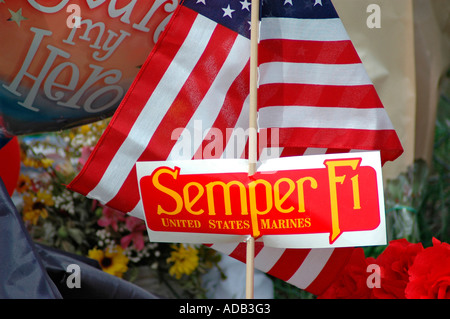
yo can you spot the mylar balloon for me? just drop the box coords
[0,0,177,137]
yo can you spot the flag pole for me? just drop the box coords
[246,0,260,300]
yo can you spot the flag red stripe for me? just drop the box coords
[267,249,310,281]
[259,39,361,65]
[107,168,139,212]
[266,127,403,163]
[227,241,265,263]
[228,243,247,262]
[280,147,307,157]
[305,247,354,295]
[194,62,250,159]
[258,83,384,109]
[325,148,350,154]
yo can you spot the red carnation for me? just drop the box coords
[318,248,373,299]
[372,239,424,299]
[405,238,450,299]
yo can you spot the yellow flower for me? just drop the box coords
[79,124,91,134]
[22,156,54,169]
[16,174,32,193]
[22,156,40,168]
[40,158,54,168]
[88,245,129,278]
[22,191,54,225]
[167,244,199,279]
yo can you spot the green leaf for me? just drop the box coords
[67,228,85,245]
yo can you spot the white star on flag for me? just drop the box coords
[240,0,251,11]
[222,4,235,18]
[314,0,323,6]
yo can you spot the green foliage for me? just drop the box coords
[371,70,450,255]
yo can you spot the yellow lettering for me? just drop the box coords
[205,180,248,216]
[183,182,204,215]
[324,158,361,242]
[351,175,361,209]
[161,218,201,228]
[288,219,297,228]
[152,167,183,216]
[274,178,295,213]
[248,179,273,237]
[260,218,312,230]
[260,219,270,229]
[305,217,311,227]
[296,177,318,213]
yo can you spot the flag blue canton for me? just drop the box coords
[183,0,339,39]
[183,0,252,38]
[262,0,338,19]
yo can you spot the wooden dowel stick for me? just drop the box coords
[248,0,259,177]
[245,236,255,299]
[246,0,260,300]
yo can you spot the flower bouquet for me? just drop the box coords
[15,120,222,298]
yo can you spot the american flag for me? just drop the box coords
[68,0,402,295]
[257,0,402,161]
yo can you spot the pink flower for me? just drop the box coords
[97,206,126,232]
[120,216,146,251]
[79,146,94,167]
[405,238,450,299]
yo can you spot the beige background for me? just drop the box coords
[333,0,450,180]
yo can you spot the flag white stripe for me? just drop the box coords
[259,147,283,161]
[303,148,328,155]
[258,106,394,130]
[287,248,334,289]
[87,14,217,203]
[259,62,372,86]
[221,95,250,159]
[128,200,144,219]
[254,246,286,273]
[209,242,240,256]
[168,34,250,160]
[261,17,350,42]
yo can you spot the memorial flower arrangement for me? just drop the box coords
[15,122,449,299]
[15,119,222,298]
[13,76,449,299]
[15,125,449,299]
